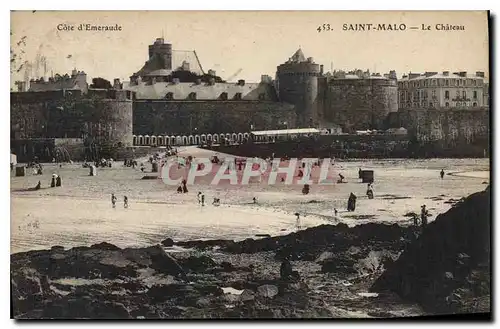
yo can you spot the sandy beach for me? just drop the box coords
[10,147,490,254]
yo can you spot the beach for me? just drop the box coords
[10,147,489,254]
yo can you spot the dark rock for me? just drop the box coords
[182,255,217,272]
[220,261,236,272]
[372,188,491,313]
[90,242,121,251]
[239,289,255,302]
[280,259,294,280]
[50,246,65,252]
[145,245,187,279]
[161,238,174,247]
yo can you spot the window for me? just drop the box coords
[473,91,478,99]
[432,79,436,86]
[456,90,460,97]
[473,80,477,86]
[445,90,449,99]
[473,102,477,107]
[445,102,450,107]
[429,102,433,107]
[445,79,449,86]
[432,90,436,98]
[462,91,466,98]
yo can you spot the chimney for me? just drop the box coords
[208,69,216,76]
[443,71,449,76]
[208,78,215,86]
[195,79,201,85]
[320,65,324,75]
[307,57,314,63]
[71,69,78,77]
[237,79,245,86]
[459,71,467,77]
[172,78,180,85]
[113,78,122,89]
[476,71,485,78]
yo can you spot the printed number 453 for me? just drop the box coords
[317,24,331,32]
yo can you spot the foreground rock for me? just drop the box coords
[372,187,491,315]
[12,193,490,320]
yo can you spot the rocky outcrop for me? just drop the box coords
[12,192,491,319]
[372,187,491,314]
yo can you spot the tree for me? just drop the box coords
[90,77,112,89]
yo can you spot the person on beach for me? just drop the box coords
[334,208,338,217]
[253,197,257,204]
[197,192,202,204]
[295,213,301,230]
[359,168,363,179]
[213,197,220,206]
[366,184,374,199]
[347,193,357,211]
[440,169,445,179]
[124,196,129,209]
[34,181,41,190]
[421,205,428,227]
[338,173,345,183]
[50,174,57,188]
[56,175,62,187]
[201,193,205,206]
[111,193,117,208]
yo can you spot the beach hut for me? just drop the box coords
[360,170,374,183]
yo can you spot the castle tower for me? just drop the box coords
[276,48,320,127]
[148,37,172,70]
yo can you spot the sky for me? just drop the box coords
[10,10,489,84]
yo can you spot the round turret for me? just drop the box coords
[276,48,320,127]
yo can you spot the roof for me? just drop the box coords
[29,79,79,92]
[134,53,170,77]
[125,81,279,100]
[400,73,484,81]
[251,128,320,136]
[290,48,306,62]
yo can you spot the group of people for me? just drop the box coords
[111,193,129,209]
[196,191,222,207]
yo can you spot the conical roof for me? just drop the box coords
[291,48,306,63]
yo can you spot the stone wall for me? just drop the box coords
[392,108,489,145]
[133,101,296,135]
[10,90,134,147]
[322,78,398,131]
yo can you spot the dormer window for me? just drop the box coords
[188,92,197,100]
[165,92,174,100]
[220,92,228,100]
[234,92,242,100]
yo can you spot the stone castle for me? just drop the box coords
[10,37,489,160]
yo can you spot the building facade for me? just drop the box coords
[398,71,486,109]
